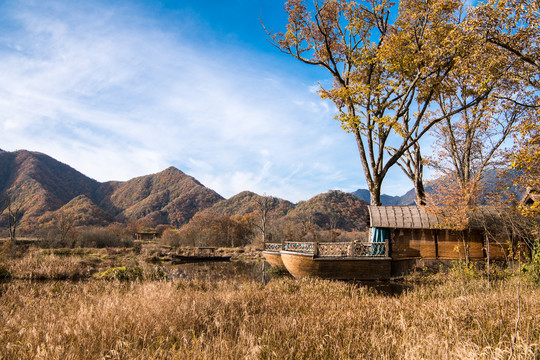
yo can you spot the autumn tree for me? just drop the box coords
[422,0,539,262]
[427,93,524,205]
[254,195,278,244]
[267,0,501,205]
[0,196,25,254]
[6,199,24,244]
[295,207,315,234]
[425,96,530,264]
[55,213,76,246]
[229,214,255,247]
[471,0,540,96]
[424,98,524,263]
[126,218,155,238]
[511,109,540,265]
[487,0,540,207]
[513,118,540,210]
[177,211,254,248]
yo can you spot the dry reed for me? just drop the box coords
[0,274,539,359]
[4,251,94,280]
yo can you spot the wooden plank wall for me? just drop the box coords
[437,230,483,260]
[391,228,509,260]
[392,229,434,259]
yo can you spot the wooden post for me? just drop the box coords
[485,231,490,286]
[314,242,319,257]
[384,238,389,258]
[348,241,355,257]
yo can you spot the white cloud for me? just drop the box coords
[0,0,384,202]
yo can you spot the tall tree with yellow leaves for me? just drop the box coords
[267,0,507,205]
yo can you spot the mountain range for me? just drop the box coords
[351,188,416,206]
[0,150,222,229]
[0,149,413,231]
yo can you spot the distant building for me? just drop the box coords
[521,187,540,207]
[135,229,160,241]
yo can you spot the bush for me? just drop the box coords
[522,240,540,284]
[176,211,255,248]
[75,228,133,248]
[36,227,77,249]
[161,228,182,247]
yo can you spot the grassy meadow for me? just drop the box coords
[0,245,539,359]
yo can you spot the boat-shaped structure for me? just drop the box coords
[280,240,391,280]
[262,243,287,270]
[262,206,511,280]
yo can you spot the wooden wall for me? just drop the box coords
[437,229,483,260]
[390,228,509,261]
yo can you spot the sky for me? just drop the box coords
[0,0,419,202]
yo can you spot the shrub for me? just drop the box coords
[161,228,182,247]
[37,227,78,249]
[75,228,133,248]
[522,239,540,284]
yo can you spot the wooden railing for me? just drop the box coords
[263,243,282,252]
[283,241,315,253]
[282,240,389,258]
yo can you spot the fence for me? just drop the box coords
[264,240,388,257]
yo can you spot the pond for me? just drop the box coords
[169,260,277,283]
[168,259,411,295]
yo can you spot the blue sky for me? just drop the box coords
[0,0,418,202]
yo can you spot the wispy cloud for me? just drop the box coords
[0,0,412,202]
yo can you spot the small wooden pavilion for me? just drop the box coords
[135,229,160,241]
[367,206,510,276]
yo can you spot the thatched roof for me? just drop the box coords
[367,206,503,230]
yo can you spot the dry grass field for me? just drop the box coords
[0,247,539,359]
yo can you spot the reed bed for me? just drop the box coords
[3,252,95,280]
[0,274,539,359]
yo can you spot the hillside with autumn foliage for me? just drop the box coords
[0,150,102,221]
[95,166,224,226]
[0,150,376,236]
[208,191,294,217]
[286,190,368,232]
[0,150,223,230]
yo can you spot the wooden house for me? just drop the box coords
[135,229,159,241]
[367,206,510,276]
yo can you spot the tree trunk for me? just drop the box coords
[370,181,382,206]
[485,231,490,286]
[413,142,426,206]
[463,231,470,266]
[415,178,426,206]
